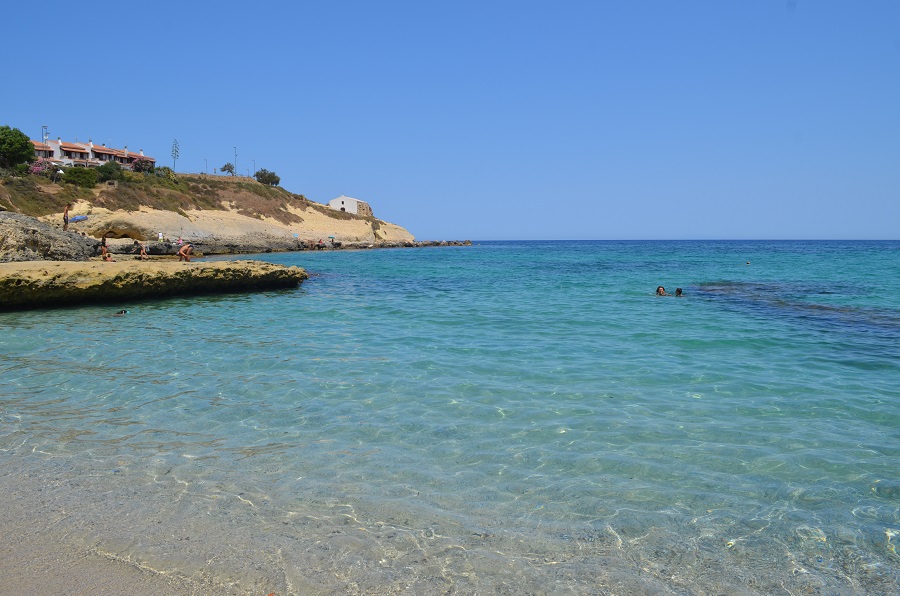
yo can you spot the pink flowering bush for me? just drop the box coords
[131,156,154,173]
[29,157,52,176]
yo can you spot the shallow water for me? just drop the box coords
[1,241,899,594]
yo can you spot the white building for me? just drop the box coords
[328,195,373,217]
[30,138,156,170]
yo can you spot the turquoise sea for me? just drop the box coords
[1,240,899,594]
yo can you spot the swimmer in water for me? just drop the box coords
[656,286,668,296]
[675,288,683,297]
[113,310,128,316]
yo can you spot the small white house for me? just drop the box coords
[328,195,373,217]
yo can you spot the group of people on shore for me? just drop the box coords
[656,286,683,297]
[96,236,192,262]
[64,205,195,262]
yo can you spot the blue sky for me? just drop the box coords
[4,1,898,239]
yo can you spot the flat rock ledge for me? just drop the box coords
[0,260,308,311]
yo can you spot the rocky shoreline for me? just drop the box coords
[0,260,307,311]
[0,213,312,311]
[0,212,469,311]
[1,212,470,262]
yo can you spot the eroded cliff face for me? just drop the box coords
[65,204,415,247]
[0,260,307,310]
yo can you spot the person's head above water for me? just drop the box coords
[656,286,667,296]
[675,288,683,297]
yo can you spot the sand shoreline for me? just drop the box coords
[0,482,211,595]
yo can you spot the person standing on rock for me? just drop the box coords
[133,240,149,260]
[178,243,193,262]
[63,203,71,231]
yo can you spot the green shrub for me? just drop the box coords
[154,166,177,182]
[96,161,124,183]
[63,167,98,188]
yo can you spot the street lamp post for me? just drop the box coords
[252,159,256,176]
[204,159,207,174]
[234,147,237,176]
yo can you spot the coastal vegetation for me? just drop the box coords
[0,156,377,233]
[0,169,312,225]
[61,167,97,188]
[0,126,33,169]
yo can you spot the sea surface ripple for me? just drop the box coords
[1,240,898,594]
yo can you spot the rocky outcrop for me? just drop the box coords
[0,260,308,311]
[0,212,99,262]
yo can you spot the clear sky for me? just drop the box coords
[4,1,898,240]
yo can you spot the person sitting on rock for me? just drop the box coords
[178,243,193,262]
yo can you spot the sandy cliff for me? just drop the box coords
[60,202,414,252]
[2,172,415,249]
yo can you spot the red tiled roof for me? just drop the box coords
[30,137,155,163]
[91,146,119,155]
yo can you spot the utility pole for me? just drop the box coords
[234,147,237,176]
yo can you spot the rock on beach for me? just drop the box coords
[1,212,99,262]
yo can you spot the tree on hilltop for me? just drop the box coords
[221,162,235,176]
[0,125,34,168]
[254,168,280,186]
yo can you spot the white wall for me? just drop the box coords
[328,196,359,215]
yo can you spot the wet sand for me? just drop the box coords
[0,500,202,596]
